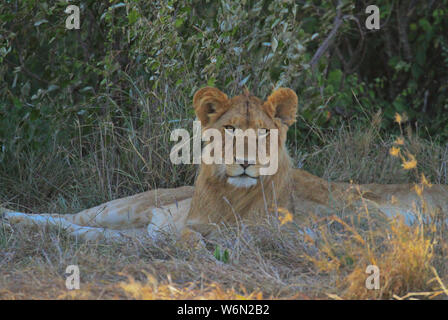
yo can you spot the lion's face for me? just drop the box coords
[193,87,298,189]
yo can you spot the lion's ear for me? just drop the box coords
[263,88,298,126]
[193,87,229,126]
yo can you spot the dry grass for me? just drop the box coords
[1,112,447,300]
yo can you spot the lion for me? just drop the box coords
[1,87,447,241]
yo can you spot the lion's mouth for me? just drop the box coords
[226,174,258,188]
[228,172,259,179]
[242,173,258,179]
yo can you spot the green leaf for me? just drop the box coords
[418,18,431,32]
[327,69,342,87]
[128,9,139,24]
[175,18,184,28]
[214,245,229,263]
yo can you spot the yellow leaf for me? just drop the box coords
[414,184,423,197]
[278,207,293,226]
[421,173,432,187]
[401,153,417,170]
[389,146,400,157]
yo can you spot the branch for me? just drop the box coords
[310,4,344,70]
[397,0,415,62]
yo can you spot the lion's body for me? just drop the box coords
[2,87,447,240]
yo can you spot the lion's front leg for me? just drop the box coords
[1,186,194,241]
[66,187,194,230]
[146,198,192,240]
[1,209,143,241]
[1,187,194,241]
[0,191,155,241]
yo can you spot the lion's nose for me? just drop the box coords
[240,161,250,169]
[235,158,252,169]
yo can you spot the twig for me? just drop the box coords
[310,3,343,70]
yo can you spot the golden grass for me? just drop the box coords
[1,113,447,300]
[303,115,448,299]
[118,274,265,300]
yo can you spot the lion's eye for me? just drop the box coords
[224,125,236,134]
[258,128,270,137]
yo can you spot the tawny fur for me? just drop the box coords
[1,87,447,240]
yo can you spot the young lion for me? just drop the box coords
[2,87,447,240]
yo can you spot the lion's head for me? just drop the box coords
[187,87,299,229]
[193,87,298,189]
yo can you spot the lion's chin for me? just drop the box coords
[227,176,258,188]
